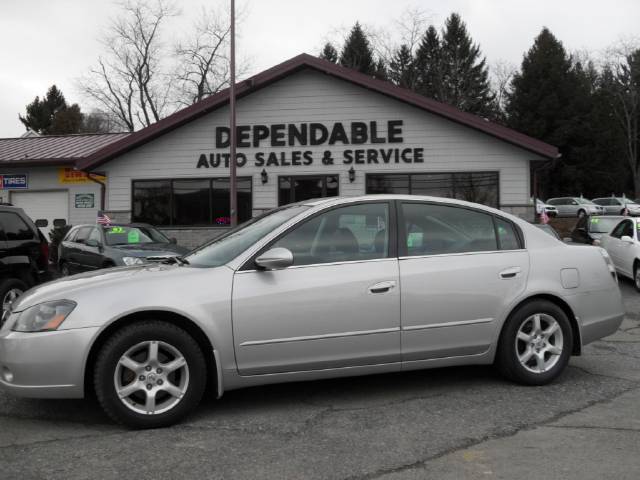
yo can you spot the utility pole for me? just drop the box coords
[229,0,238,227]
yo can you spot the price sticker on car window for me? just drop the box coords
[591,218,599,224]
[127,230,140,243]
[108,226,125,234]
[407,232,423,248]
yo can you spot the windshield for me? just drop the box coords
[103,225,170,246]
[185,205,310,267]
[576,198,595,205]
[589,217,625,233]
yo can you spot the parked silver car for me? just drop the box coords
[0,196,624,428]
[592,197,640,216]
[546,197,605,217]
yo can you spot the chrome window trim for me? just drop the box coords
[236,256,396,274]
[402,317,493,332]
[239,326,401,347]
[398,248,526,261]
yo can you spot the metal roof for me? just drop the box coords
[0,133,130,167]
[78,53,559,171]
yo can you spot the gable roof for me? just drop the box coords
[77,53,559,171]
[0,132,130,167]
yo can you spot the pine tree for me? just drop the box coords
[373,58,388,81]
[19,85,88,135]
[339,22,375,75]
[319,42,338,63]
[388,44,415,88]
[414,26,442,99]
[506,28,595,198]
[439,13,494,115]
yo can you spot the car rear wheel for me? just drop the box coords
[577,209,586,218]
[634,265,640,292]
[497,300,572,385]
[0,279,27,313]
[94,321,207,428]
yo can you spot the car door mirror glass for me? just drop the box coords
[255,247,294,270]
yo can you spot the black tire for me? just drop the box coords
[0,278,28,312]
[577,209,586,218]
[496,300,573,385]
[634,263,640,293]
[94,321,207,429]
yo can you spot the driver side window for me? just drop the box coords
[611,220,633,239]
[271,203,390,266]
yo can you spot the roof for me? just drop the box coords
[76,53,559,171]
[0,133,131,167]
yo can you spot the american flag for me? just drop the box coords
[540,209,549,224]
[97,211,112,225]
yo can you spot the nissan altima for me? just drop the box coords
[0,196,624,428]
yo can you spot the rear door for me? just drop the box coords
[398,202,529,363]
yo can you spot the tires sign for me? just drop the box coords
[0,174,28,189]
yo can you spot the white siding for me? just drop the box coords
[103,69,542,216]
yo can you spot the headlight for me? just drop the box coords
[11,300,77,332]
[122,256,145,266]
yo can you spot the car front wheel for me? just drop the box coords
[634,265,640,292]
[577,209,586,218]
[94,321,207,428]
[497,300,572,385]
[0,278,27,313]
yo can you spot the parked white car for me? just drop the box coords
[592,197,640,216]
[599,216,640,290]
[546,197,605,218]
[535,199,558,217]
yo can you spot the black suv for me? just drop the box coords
[0,205,50,311]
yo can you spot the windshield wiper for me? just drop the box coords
[175,256,190,265]
[161,255,189,265]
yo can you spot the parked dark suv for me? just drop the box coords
[0,205,50,311]
[58,223,188,275]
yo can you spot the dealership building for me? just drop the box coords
[0,54,558,247]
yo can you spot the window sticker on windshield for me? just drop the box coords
[407,232,423,248]
[108,226,125,234]
[127,230,140,243]
[591,218,600,223]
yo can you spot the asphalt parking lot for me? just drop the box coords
[1,282,639,480]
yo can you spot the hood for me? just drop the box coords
[11,263,195,312]
[110,242,189,257]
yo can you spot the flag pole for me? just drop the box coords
[229,0,238,227]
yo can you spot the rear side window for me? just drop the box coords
[64,228,78,242]
[0,212,36,241]
[74,227,93,244]
[401,203,497,256]
[495,218,521,250]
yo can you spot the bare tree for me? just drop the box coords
[490,60,516,121]
[604,41,640,194]
[78,0,177,131]
[173,5,250,105]
[367,7,432,64]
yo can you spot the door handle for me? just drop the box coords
[368,280,396,294]
[499,267,522,279]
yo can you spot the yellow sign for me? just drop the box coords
[58,168,106,185]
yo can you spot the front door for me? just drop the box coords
[398,202,529,362]
[232,202,400,375]
[607,219,635,276]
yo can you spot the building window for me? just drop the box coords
[366,172,499,208]
[278,175,339,206]
[132,178,252,226]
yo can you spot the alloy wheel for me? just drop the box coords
[2,288,23,313]
[635,269,640,290]
[515,313,563,374]
[114,340,190,415]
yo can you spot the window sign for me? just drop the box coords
[75,193,95,208]
[0,174,28,189]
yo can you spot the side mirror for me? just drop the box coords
[255,247,293,270]
[35,219,48,228]
[86,239,101,248]
[621,235,634,243]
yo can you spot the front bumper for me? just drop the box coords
[0,326,99,398]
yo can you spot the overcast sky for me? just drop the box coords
[1,0,638,138]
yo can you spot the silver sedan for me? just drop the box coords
[0,196,624,428]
